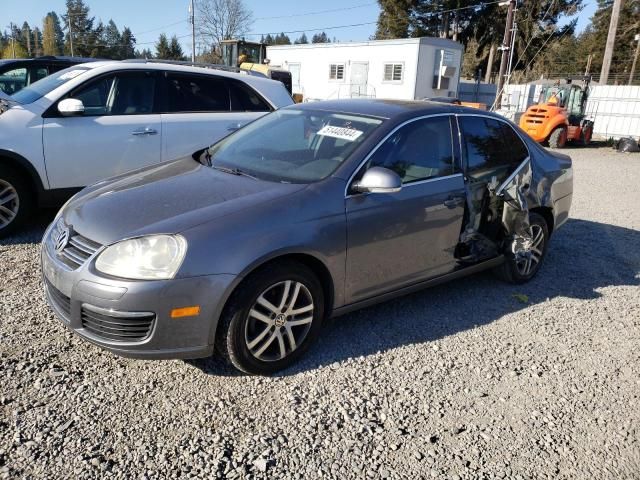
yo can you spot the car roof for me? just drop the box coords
[77,60,274,82]
[287,99,503,121]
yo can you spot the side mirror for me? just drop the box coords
[58,98,85,116]
[352,167,402,194]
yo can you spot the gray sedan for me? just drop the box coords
[41,100,573,374]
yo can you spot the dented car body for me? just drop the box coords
[42,100,572,374]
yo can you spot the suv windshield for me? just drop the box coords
[11,66,90,104]
[207,109,383,183]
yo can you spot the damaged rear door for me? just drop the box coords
[456,115,533,262]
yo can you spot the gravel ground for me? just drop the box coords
[1,146,639,480]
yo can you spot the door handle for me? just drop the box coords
[443,196,465,208]
[131,128,158,136]
[226,123,242,131]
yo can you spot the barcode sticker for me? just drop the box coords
[317,125,363,141]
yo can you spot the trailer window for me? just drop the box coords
[383,63,403,82]
[329,64,345,81]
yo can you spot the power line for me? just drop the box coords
[253,2,377,20]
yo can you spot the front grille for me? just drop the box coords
[59,234,102,269]
[45,278,71,320]
[50,220,102,270]
[81,306,155,343]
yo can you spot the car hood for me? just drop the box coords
[63,157,307,246]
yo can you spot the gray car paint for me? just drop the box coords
[42,100,573,359]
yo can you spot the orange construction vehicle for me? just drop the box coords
[519,77,594,148]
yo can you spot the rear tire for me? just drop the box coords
[579,124,593,146]
[216,261,325,375]
[0,166,33,238]
[494,212,549,284]
[548,126,567,149]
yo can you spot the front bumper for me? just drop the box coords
[41,230,236,360]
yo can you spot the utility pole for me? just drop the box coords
[67,14,74,57]
[189,0,196,62]
[630,34,640,85]
[485,45,496,83]
[495,0,516,109]
[584,54,593,76]
[9,22,16,58]
[600,0,623,85]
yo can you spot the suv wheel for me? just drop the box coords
[0,166,32,238]
[495,212,549,284]
[216,261,325,375]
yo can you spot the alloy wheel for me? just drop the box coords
[516,224,545,276]
[0,179,19,230]
[244,280,314,362]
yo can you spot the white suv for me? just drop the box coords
[0,60,293,236]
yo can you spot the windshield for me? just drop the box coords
[11,66,90,104]
[206,109,383,183]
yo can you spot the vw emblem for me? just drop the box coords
[54,225,70,253]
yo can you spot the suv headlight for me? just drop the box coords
[95,235,187,280]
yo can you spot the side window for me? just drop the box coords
[367,116,456,184]
[70,72,156,116]
[110,73,156,115]
[71,75,115,116]
[0,68,27,95]
[30,67,49,84]
[500,123,529,165]
[166,73,230,113]
[229,81,271,112]
[459,116,525,176]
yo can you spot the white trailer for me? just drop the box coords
[266,37,463,102]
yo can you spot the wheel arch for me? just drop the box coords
[0,149,45,201]
[210,251,336,344]
[530,206,554,235]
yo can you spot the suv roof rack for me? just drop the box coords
[120,58,266,77]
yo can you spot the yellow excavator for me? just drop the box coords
[221,40,293,96]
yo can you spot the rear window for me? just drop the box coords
[165,73,230,113]
[229,80,271,112]
[459,116,528,178]
[12,66,90,104]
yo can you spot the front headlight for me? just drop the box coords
[95,235,187,280]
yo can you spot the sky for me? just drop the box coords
[3,0,597,56]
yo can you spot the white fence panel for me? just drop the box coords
[587,85,640,140]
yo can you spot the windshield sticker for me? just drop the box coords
[59,70,85,80]
[317,125,364,141]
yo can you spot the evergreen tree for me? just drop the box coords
[311,32,331,43]
[169,35,186,60]
[274,33,291,45]
[120,28,136,59]
[155,33,172,59]
[263,34,275,45]
[42,14,61,55]
[62,0,96,56]
[135,48,154,59]
[20,22,32,57]
[103,20,122,59]
[294,33,308,44]
[375,0,413,39]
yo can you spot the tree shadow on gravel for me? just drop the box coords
[192,218,640,377]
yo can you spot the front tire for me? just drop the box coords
[494,212,549,284]
[0,166,33,238]
[548,126,567,149]
[216,261,325,375]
